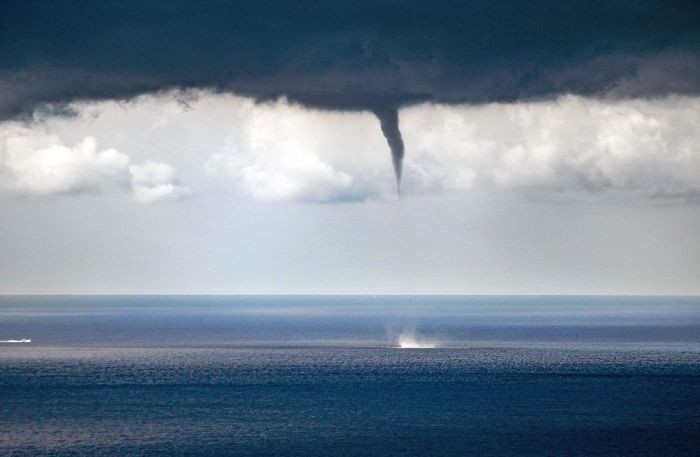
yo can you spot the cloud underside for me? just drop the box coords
[1,2,699,120]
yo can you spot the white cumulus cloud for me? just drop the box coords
[130,161,192,203]
[0,124,190,203]
[0,128,129,195]
[205,98,392,202]
[402,95,700,202]
[7,92,698,204]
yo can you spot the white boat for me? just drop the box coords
[0,338,31,343]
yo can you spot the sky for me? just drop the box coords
[0,1,699,294]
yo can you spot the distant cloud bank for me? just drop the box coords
[2,93,698,204]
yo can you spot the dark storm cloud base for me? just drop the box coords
[1,0,700,120]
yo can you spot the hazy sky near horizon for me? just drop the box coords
[1,93,699,294]
[1,1,699,294]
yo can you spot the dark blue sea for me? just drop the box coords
[1,296,699,456]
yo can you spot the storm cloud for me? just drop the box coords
[2,1,699,190]
[1,0,699,120]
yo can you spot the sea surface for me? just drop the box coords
[0,295,699,456]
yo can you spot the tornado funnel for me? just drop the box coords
[374,108,405,193]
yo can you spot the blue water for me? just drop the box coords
[1,296,699,456]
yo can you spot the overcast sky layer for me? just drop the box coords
[1,1,699,294]
[2,1,700,119]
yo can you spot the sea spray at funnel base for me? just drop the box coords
[394,325,436,349]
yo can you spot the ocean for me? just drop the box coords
[0,295,698,456]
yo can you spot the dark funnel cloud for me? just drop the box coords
[1,0,699,181]
[374,109,405,191]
